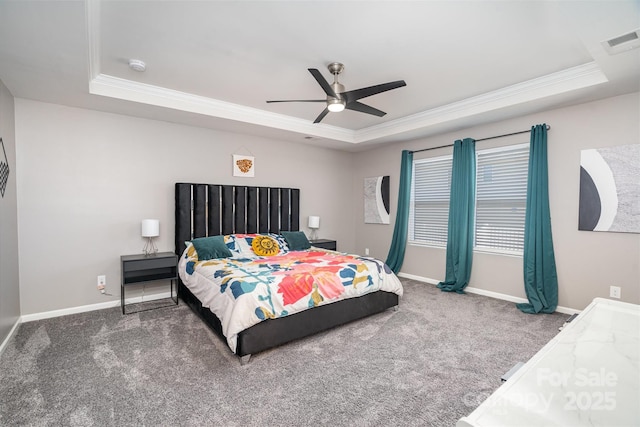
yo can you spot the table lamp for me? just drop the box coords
[308,215,320,241]
[141,219,159,256]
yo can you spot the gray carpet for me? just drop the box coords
[0,279,566,426]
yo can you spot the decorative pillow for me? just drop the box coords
[281,231,311,251]
[190,235,233,261]
[225,234,260,258]
[184,242,198,260]
[251,235,280,256]
[268,233,290,253]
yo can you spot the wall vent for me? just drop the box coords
[602,29,640,55]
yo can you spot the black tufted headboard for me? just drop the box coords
[174,183,300,256]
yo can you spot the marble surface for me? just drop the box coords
[457,297,640,426]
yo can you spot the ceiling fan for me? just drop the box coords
[266,62,406,124]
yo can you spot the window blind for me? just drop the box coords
[475,144,529,253]
[409,155,452,246]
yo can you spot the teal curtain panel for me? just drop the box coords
[517,124,558,314]
[438,138,476,293]
[386,150,413,273]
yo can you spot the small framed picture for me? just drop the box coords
[233,154,255,177]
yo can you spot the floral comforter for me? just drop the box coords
[178,247,403,353]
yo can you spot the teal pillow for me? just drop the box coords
[191,235,232,260]
[281,231,311,251]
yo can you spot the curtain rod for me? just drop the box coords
[411,124,551,154]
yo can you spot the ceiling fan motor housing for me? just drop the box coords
[327,83,346,111]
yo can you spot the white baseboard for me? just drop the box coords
[397,272,580,315]
[0,317,21,357]
[20,291,174,323]
[398,272,440,285]
[13,272,580,332]
[2,292,176,352]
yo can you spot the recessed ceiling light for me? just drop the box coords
[128,59,146,72]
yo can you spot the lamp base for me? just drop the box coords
[309,230,318,241]
[143,237,158,256]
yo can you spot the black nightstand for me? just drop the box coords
[310,239,337,251]
[120,252,178,314]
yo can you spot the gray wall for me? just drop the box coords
[0,78,20,342]
[13,92,640,316]
[352,92,640,311]
[15,99,355,315]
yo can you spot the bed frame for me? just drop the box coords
[175,183,399,363]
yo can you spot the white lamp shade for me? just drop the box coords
[327,102,345,113]
[308,216,320,229]
[141,219,160,237]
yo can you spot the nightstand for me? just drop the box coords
[120,252,178,314]
[310,239,337,251]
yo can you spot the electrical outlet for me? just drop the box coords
[365,248,370,255]
[97,275,106,293]
[609,286,621,299]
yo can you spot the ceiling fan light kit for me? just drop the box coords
[267,62,406,123]
[327,98,346,112]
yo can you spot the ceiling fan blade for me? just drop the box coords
[266,100,325,103]
[345,101,386,117]
[308,68,337,98]
[342,80,406,103]
[313,108,330,124]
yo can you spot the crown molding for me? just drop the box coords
[85,0,352,143]
[85,4,607,145]
[89,74,355,142]
[354,62,608,143]
[86,0,101,81]
[89,61,606,145]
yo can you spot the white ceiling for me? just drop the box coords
[0,1,638,151]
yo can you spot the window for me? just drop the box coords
[409,155,452,247]
[409,143,530,255]
[475,144,529,253]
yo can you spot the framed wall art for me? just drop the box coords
[0,138,9,198]
[364,175,390,224]
[579,144,639,233]
[233,154,255,178]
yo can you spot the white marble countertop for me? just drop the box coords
[457,297,640,427]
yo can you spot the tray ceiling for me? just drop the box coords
[0,1,638,151]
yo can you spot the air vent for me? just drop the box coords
[602,29,640,55]
[608,32,638,47]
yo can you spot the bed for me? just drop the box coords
[175,183,403,364]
